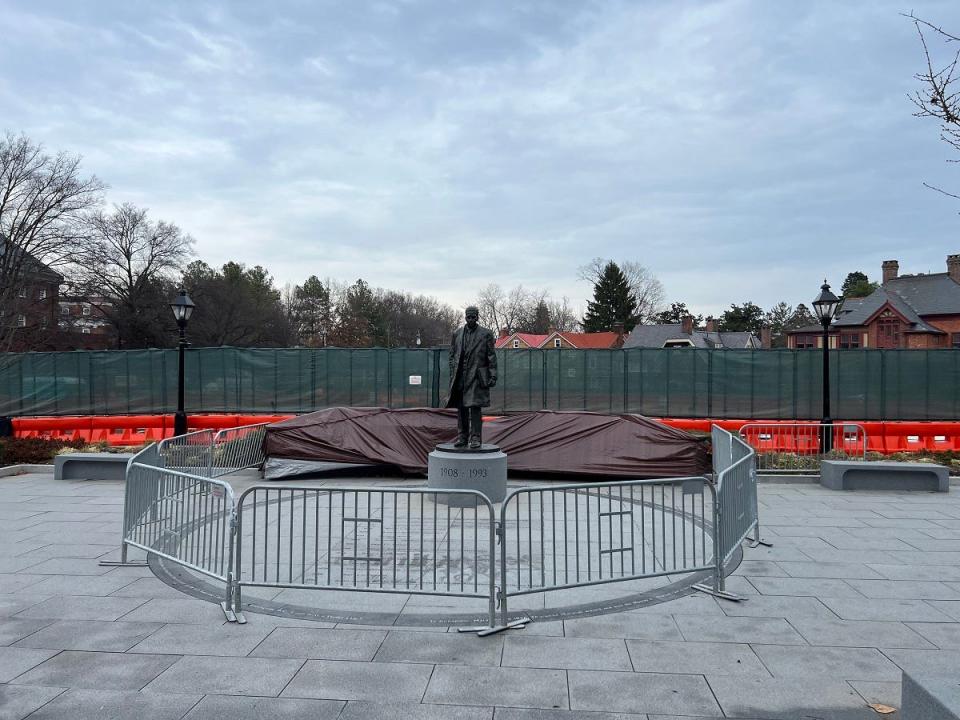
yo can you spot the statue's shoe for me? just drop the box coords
[454,436,468,448]
[468,437,481,450]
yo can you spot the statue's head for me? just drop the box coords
[465,306,479,329]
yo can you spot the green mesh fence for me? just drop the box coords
[1,347,959,419]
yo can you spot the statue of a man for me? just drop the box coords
[445,306,497,449]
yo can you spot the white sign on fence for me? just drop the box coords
[409,375,422,385]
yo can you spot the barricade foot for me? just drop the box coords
[221,602,246,623]
[98,560,149,567]
[471,616,532,636]
[692,583,747,602]
[747,536,773,548]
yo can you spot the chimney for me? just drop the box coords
[681,315,694,335]
[612,322,624,338]
[760,327,772,349]
[705,317,716,333]
[948,254,960,284]
[882,260,899,284]
[547,324,556,335]
[498,327,509,339]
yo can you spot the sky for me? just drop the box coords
[3,0,960,319]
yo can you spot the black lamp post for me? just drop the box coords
[812,280,841,454]
[170,289,195,437]
[415,329,422,347]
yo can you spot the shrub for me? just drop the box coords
[0,437,87,466]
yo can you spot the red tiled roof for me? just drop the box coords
[556,331,622,349]
[495,333,549,349]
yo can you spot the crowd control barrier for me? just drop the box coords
[739,422,868,473]
[107,425,763,630]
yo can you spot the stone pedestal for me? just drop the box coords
[427,443,507,506]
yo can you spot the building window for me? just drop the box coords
[18,288,27,298]
[839,333,861,349]
[512,339,520,349]
[38,288,47,300]
[61,305,70,315]
[16,315,26,328]
[554,338,562,348]
[82,305,91,316]
[794,334,817,349]
[953,333,960,349]
[81,328,91,334]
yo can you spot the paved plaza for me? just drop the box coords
[2,471,960,719]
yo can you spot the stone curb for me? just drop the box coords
[0,464,54,477]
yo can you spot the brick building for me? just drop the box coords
[0,245,63,349]
[786,254,960,349]
[495,327,626,350]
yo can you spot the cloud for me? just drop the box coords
[2,0,960,316]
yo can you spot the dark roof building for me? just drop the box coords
[623,317,761,349]
[786,254,960,349]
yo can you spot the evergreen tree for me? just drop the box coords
[291,276,334,347]
[582,261,638,332]
[840,271,878,298]
[718,302,765,334]
[653,301,703,326]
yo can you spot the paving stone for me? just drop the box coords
[12,650,178,690]
[867,563,960,581]
[145,655,304,696]
[747,576,862,598]
[905,621,960,649]
[707,675,877,719]
[21,558,115,575]
[14,544,115,560]
[848,680,901,710]
[0,646,59,682]
[343,702,493,719]
[626,639,769,676]
[845,578,960,600]
[24,573,139,597]
[375,629,501,665]
[820,596,952,622]
[751,644,902,681]
[788,617,935,649]
[777,561,884,579]
[564,613,683,640]
[183,694,344,720]
[626,594,724,616]
[718,595,835,619]
[116,597,229,623]
[0,684,65,720]
[568,670,721,715]
[15,620,164,652]
[128,622,272,656]
[424,665,567,709]
[107,577,190,599]
[252,626,387,661]
[734,560,787,577]
[0,574,47,593]
[502,635,630,670]
[0,618,51,645]
[23,688,202,720]
[15,595,148,621]
[495,710,644,720]
[882,647,960,676]
[0,557,46,573]
[675,615,806,645]
[284,658,433,702]
[926,600,960,621]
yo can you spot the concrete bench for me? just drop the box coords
[903,670,960,719]
[820,459,948,492]
[54,453,133,481]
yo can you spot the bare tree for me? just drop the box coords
[0,132,104,351]
[474,283,535,334]
[578,258,665,324]
[73,203,194,348]
[906,13,960,200]
[546,296,579,331]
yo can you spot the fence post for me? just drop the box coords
[431,349,441,408]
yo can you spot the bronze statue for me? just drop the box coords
[445,306,497,449]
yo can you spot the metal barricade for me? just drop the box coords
[210,423,268,477]
[739,422,867,473]
[234,486,498,629]
[158,429,215,475]
[114,443,240,621]
[494,478,717,633]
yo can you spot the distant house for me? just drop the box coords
[496,327,626,350]
[58,295,116,349]
[786,255,960,349]
[0,240,63,348]
[623,316,762,349]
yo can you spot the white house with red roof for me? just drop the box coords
[495,327,626,349]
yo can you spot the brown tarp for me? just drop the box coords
[263,407,709,478]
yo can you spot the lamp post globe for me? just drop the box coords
[811,280,841,454]
[170,290,195,437]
